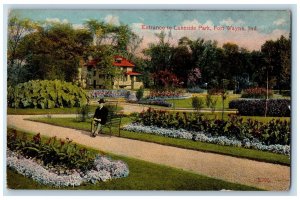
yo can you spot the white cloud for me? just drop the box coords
[273,18,287,26]
[180,19,214,27]
[220,18,245,26]
[73,24,85,29]
[104,15,120,26]
[45,18,69,24]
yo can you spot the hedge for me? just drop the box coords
[229,99,290,117]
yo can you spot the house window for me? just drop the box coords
[115,57,122,63]
[122,75,127,82]
[93,71,96,76]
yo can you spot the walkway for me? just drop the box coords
[7,115,290,191]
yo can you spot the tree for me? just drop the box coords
[261,35,291,90]
[143,31,173,73]
[8,15,38,86]
[17,21,92,82]
[152,70,180,89]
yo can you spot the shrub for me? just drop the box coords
[241,87,273,99]
[229,99,290,117]
[136,87,144,101]
[76,104,90,122]
[279,90,291,97]
[191,96,204,112]
[7,80,87,109]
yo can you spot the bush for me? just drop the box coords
[77,104,90,122]
[7,80,87,109]
[191,96,204,111]
[136,87,144,101]
[279,90,291,97]
[241,87,273,99]
[229,99,290,117]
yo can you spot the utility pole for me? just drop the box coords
[265,70,269,117]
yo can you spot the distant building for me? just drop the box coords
[78,55,143,90]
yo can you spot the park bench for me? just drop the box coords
[91,102,123,137]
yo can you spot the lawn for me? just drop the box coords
[6,129,261,191]
[7,104,122,115]
[28,116,290,166]
[166,94,240,109]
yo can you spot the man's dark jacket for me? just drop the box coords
[93,106,109,125]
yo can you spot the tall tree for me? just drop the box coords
[7,15,38,86]
[261,35,291,90]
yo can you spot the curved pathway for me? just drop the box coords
[7,115,290,191]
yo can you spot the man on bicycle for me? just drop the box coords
[91,98,109,137]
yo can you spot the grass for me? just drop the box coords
[7,104,122,115]
[28,117,290,166]
[166,94,240,109]
[6,129,261,190]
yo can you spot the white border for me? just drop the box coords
[1,1,298,199]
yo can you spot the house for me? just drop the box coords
[78,55,143,90]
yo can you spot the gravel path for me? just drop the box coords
[7,115,290,191]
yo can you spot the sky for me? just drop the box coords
[10,9,291,51]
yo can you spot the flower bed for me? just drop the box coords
[7,149,129,187]
[7,129,129,187]
[89,89,129,99]
[148,90,190,100]
[241,87,273,99]
[138,99,173,107]
[122,123,290,156]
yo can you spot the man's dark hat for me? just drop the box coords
[98,99,105,103]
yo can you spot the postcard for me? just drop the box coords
[6,8,292,193]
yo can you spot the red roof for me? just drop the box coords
[125,71,142,75]
[113,55,135,67]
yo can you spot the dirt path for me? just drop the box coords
[7,115,290,191]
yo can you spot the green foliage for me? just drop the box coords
[136,87,144,101]
[138,108,290,145]
[191,96,204,112]
[7,80,87,109]
[76,104,90,122]
[229,99,290,117]
[7,129,96,171]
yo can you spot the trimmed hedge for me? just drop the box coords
[229,99,290,117]
[8,80,87,109]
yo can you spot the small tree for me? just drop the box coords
[221,89,228,120]
[205,94,212,108]
[210,97,218,114]
[191,96,204,115]
[136,87,144,101]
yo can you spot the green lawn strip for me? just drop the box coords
[7,104,123,115]
[27,117,290,166]
[6,129,261,190]
[166,95,240,109]
[7,106,97,115]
